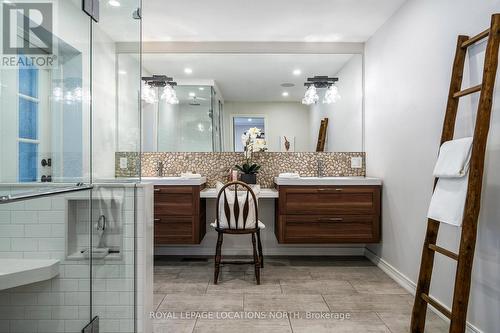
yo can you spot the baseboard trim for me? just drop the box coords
[364,248,483,333]
[155,247,366,256]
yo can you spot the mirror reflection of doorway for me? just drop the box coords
[233,116,265,152]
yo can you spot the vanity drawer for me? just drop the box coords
[154,186,198,216]
[277,214,380,243]
[279,186,380,215]
[154,216,195,244]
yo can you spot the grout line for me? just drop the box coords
[321,294,332,312]
[288,314,294,333]
[374,312,395,333]
[154,294,166,312]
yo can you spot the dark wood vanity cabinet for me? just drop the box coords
[275,185,381,243]
[154,185,206,245]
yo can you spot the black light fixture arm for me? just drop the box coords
[142,75,177,87]
[304,76,339,88]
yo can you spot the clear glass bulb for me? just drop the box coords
[160,85,179,105]
[302,85,319,105]
[323,85,341,104]
[141,82,157,104]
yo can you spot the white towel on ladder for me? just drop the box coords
[427,137,473,227]
[428,174,469,226]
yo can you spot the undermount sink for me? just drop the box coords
[274,176,382,186]
[141,176,207,186]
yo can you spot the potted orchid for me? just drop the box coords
[235,127,267,184]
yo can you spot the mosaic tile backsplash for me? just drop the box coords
[115,152,366,188]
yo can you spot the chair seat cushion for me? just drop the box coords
[211,220,266,230]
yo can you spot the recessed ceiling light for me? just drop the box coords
[247,118,252,122]
[189,92,196,97]
[108,0,121,7]
[198,87,205,91]
[293,69,302,76]
[118,70,127,75]
[282,92,289,97]
[184,68,193,74]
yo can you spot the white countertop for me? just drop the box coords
[200,188,279,199]
[0,259,60,291]
[142,177,207,186]
[274,176,382,186]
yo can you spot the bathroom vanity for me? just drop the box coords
[147,177,207,245]
[274,177,382,244]
[145,176,381,246]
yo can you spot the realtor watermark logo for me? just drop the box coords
[2,2,57,68]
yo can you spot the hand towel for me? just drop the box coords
[279,172,300,179]
[433,137,473,178]
[427,173,469,226]
[180,172,202,179]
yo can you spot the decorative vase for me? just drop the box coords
[240,173,257,184]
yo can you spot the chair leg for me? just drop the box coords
[257,229,264,268]
[251,233,260,285]
[214,232,223,285]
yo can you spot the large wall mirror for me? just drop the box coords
[130,53,363,153]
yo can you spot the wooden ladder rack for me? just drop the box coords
[316,118,329,152]
[411,14,500,333]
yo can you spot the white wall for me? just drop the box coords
[224,102,310,152]
[309,55,363,152]
[364,1,500,331]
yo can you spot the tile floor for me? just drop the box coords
[153,256,448,333]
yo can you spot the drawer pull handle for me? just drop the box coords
[318,217,344,222]
[154,218,161,222]
[154,189,161,192]
[317,188,343,192]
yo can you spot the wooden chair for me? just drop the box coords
[212,181,264,285]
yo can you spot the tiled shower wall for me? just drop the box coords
[115,152,366,187]
[0,185,138,333]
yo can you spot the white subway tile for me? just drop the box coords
[24,306,52,319]
[0,212,10,224]
[24,197,52,211]
[38,238,64,251]
[0,306,24,320]
[50,224,65,237]
[24,224,51,237]
[52,279,79,292]
[0,239,11,251]
[37,292,64,305]
[0,225,24,237]
[11,238,38,251]
[11,293,37,305]
[37,319,65,332]
[64,319,88,333]
[11,211,37,224]
[38,211,65,224]
[64,265,89,279]
[64,292,89,306]
[23,252,51,259]
[51,197,66,210]
[51,306,78,319]
[10,319,37,332]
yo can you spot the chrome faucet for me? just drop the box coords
[157,161,165,177]
[317,159,324,178]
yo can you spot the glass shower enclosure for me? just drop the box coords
[144,85,224,152]
[0,1,147,332]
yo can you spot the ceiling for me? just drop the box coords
[143,53,357,102]
[99,0,406,42]
[141,0,406,42]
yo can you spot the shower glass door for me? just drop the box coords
[91,0,142,332]
[0,1,93,332]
